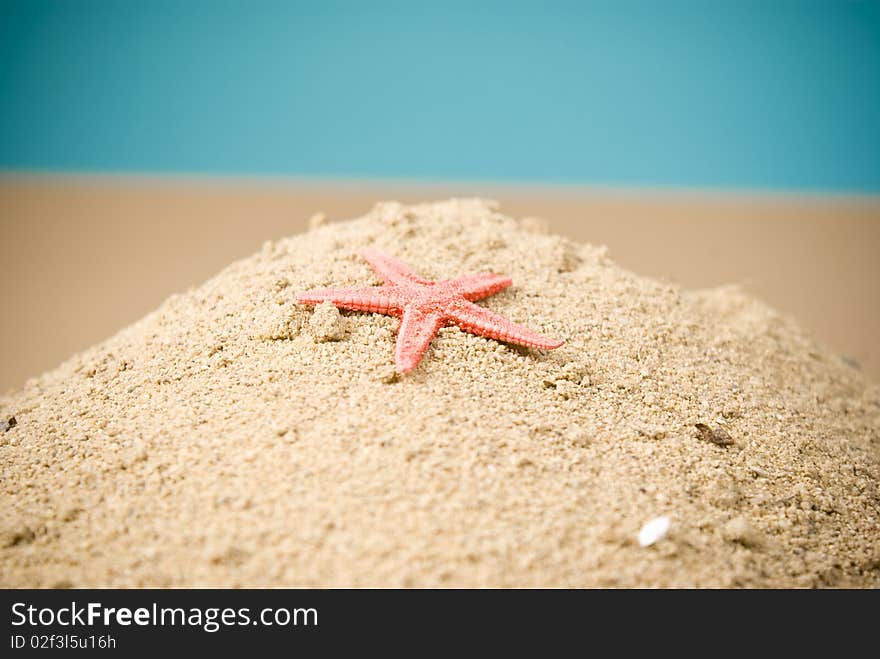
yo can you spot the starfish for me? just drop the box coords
[296,249,563,374]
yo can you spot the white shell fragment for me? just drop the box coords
[637,516,671,547]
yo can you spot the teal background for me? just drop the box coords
[1,1,879,192]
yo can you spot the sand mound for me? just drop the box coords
[2,199,879,587]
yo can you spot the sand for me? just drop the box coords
[1,199,879,587]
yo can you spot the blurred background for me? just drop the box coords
[1,1,879,390]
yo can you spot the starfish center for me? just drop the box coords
[296,250,563,373]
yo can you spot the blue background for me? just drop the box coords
[1,1,879,192]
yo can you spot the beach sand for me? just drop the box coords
[1,199,878,587]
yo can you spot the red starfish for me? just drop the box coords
[296,249,563,374]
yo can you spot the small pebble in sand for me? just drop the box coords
[308,301,346,342]
[60,506,83,523]
[694,422,734,446]
[637,516,671,547]
[0,524,34,549]
[124,441,149,467]
[2,416,16,432]
[377,365,400,384]
[722,516,762,547]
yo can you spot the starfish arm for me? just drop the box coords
[447,300,564,350]
[361,248,432,286]
[296,286,404,315]
[394,306,445,373]
[443,273,513,301]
